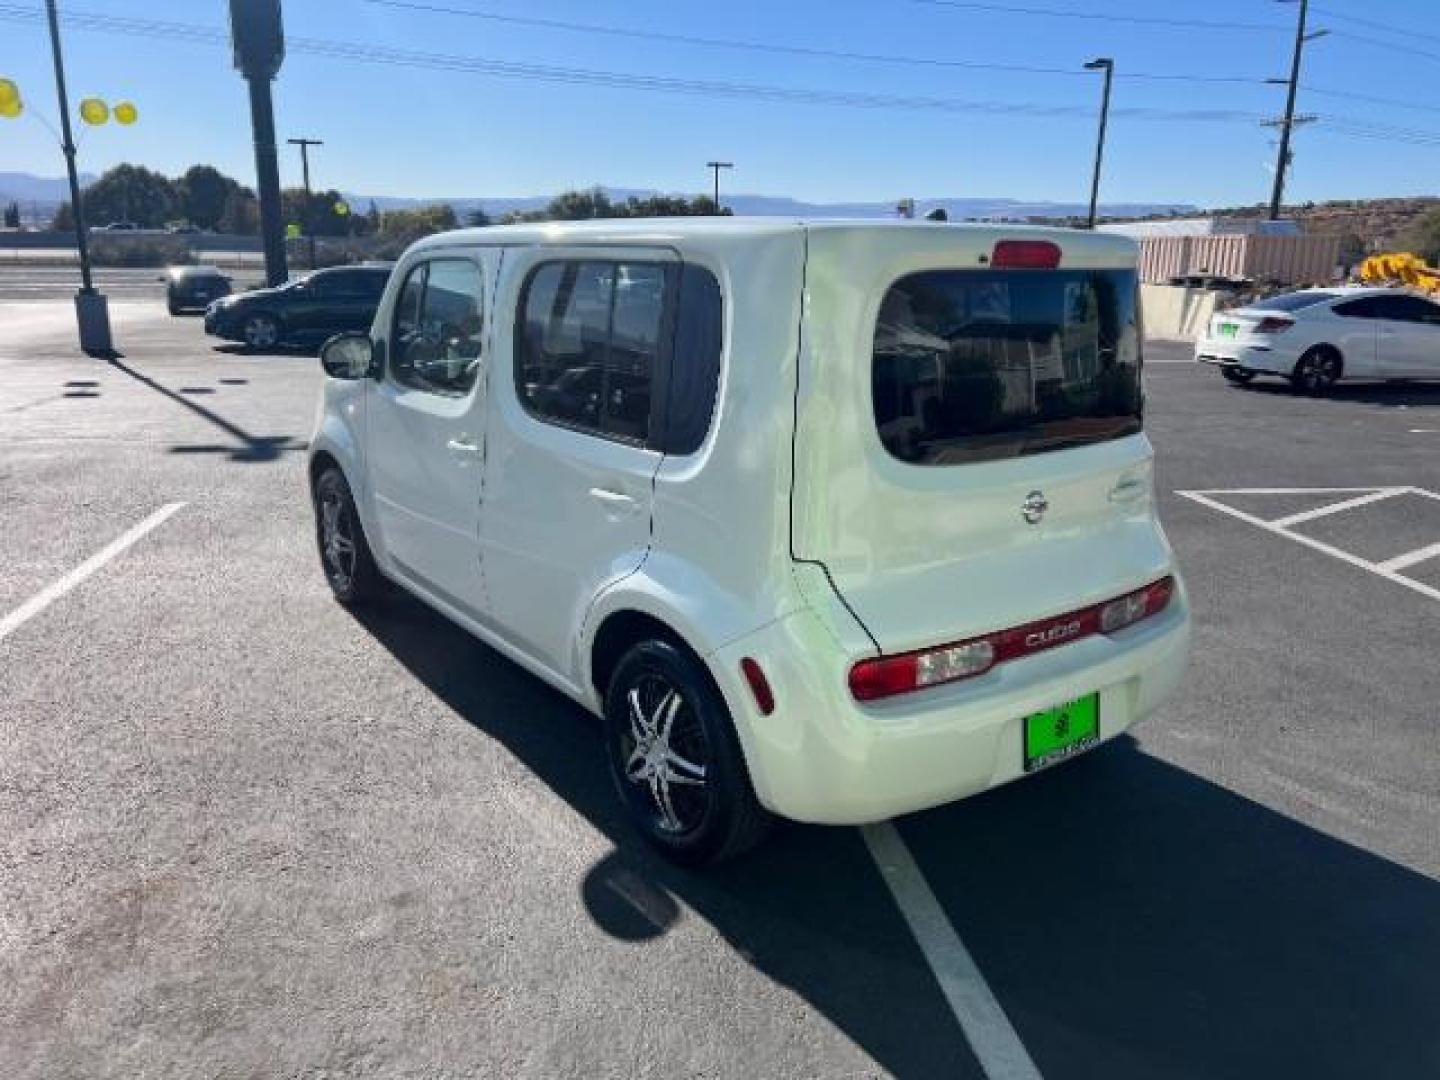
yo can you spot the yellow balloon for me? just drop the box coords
[334,200,350,216]
[0,78,18,108]
[0,98,21,120]
[79,97,109,125]
[113,101,138,125]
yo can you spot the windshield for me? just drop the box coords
[1252,291,1339,313]
[872,268,1143,466]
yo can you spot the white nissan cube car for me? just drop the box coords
[309,219,1191,863]
[1195,286,1440,393]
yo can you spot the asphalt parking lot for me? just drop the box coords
[2,291,1438,1079]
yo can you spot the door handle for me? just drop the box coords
[446,435,480,456]
[1109,476,1147,504]
[589,487,638,512]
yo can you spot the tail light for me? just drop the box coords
[1254,316,1294,334]
[848,577,1175,703]
[992,240,1062,270]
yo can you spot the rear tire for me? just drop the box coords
[242,313,281,350]
[603,639,771,865]
[1221,367,1256,385]
[313,466,381,605]
[1290,347,1341,395]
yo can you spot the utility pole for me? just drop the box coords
[1084,57,1114,230]
[706,161,733,214]
[1268,0,1328,221]
[288,137,322,269]
[230,1,288,286]
[45,0,110,355]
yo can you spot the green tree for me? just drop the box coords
[178,165,235,230]
[1403,207,1440,265]
[50,201,74,231]
[81,164,177,227]
[546,188,616,221]
[2,202,19,229]
[378,204,458,242]
[282,187,352,237]
[464,206,491,228]
[218,187,258,235]
[365,199,381,235]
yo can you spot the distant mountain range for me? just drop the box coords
[1,171,1194,223]
[348,187,1196,222]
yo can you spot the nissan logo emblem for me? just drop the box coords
[1021,491,1049,525]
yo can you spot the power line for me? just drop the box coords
[1311,6,1440,47]
[0,5,1268,124]
[1304,85,1440,118]
[355,0,1268,85]
[901,0,1290,33]
[1331,31,1440,66]
[4,3,1440,150]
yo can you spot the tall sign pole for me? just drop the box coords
[45,0,111,355]
[230,1,287,286]
[706,161,733,214]
[1084,58,1114,231]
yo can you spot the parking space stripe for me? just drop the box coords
[862,822,1044,1080]
[0,503,186,644]
[1176,490,1440,604]
[1268,488,1408,528]
[1378,542,1440,574]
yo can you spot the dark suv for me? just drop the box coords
[164,265,233,315]
[204,264,393,350]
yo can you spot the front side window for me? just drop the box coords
[517,260,666,443]
[390,258,484,395]
[873,269,1143,465]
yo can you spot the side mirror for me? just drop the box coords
[319,333,376,380]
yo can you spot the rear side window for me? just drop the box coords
[516,260,723,451]
[1253,291,1338,313]
[873,269,1143,465]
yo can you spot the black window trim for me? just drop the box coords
[514,257,681,451]
[387,254,485,398]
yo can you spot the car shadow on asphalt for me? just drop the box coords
[210,343,316,359]
[349,590,1440,1080]
[1238,380,1440,409]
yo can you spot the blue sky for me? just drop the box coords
[3,0,1439,206]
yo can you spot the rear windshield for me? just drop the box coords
[1252,291,1338,312]
[873,269,1143,465]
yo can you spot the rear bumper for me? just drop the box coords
[1194,340,1294,376]
[709,583,1192,825]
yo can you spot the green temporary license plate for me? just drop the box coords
[1218,323,1239,338]
[1023,693,1100,773]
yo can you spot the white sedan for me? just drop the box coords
[1195,287,1440,393]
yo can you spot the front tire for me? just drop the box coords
[313,466,381,605]
[1290,348,1341,395]
[242,313,281,350]
[603,640,770,865]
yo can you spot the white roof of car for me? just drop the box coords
[410,215,1137,260]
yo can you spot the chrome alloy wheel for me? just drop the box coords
[621,678,710,835]
[243,315,279,349]
[319,486,357,591]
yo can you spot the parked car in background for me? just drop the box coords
[93,221,139,232]
[204,263,393,350]
[162,265,232,315]
[308,219,1190,864]
[1196,286,1440,393]
[166,224,202,235]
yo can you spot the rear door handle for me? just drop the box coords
[589,487,638,513]
[1109,476,1147,503]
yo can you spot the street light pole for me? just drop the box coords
[1084,57,1114,231]
[706,161,733,214]
[44,0,110,354]
[288,137,322,269]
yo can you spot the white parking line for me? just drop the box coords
[1378,542,1440,574]
[0,503,186,643]
[862,822,1044,1080]
[1176,487,1440,604]
[1269,488,1407,528]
